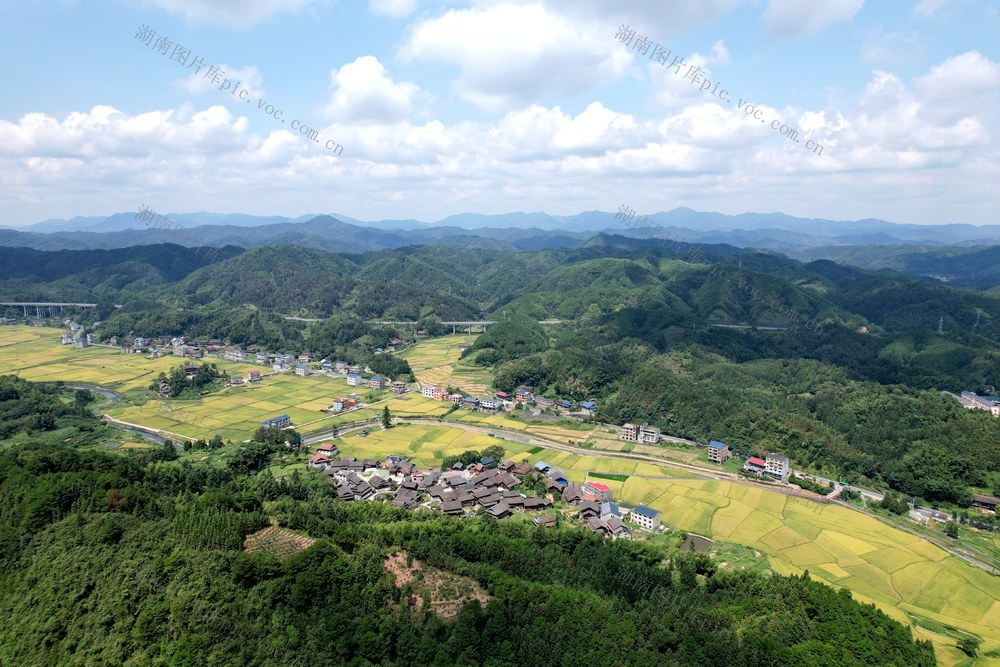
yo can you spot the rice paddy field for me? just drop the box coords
[0,325,262,392]
[399,335,494,396]
[615,477,1000,666]
[333,423,702,482]
[0,326,386,442]
[103,370,391,442]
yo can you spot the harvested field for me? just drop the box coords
[384,550,491,619]
[243,524,315,558]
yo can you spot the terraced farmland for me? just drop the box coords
[400,335,493,395]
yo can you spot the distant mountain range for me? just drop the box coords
[1,208,998,288]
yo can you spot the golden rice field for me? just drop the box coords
[103,370,391,441]
[400,335,494,396]
[0,326,261,392]
[615,477,1000,666]
[0,326,384,442]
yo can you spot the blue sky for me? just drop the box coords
[1,0,998,227]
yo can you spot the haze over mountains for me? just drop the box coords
[2,208,999,289]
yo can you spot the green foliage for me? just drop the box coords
[944,521,960,538]
[150,362,223,398]
[441,445,506,471]
[958,635,981,657]
[0,376,89,439]
[463,314,547,365]
[876,492,911,515]
[369,352,412,379]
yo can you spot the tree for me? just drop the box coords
[382,405,392,429]
[957,636,981,657]
[944,521,959,539]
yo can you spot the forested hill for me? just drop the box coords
[0,379,937,666]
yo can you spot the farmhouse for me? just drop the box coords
[248,370,261,382]
[317,443,340,458]
[744,457,767,474]
[369,376,386,390]
[391,380,408,393]
[629,505,661,531]
[618,423,661,443]
[261,414,291,429]
[583,481,613,502]
[346,373,362,387]
[309,452,331,468]
[707,440,731,464]
[295,365,310,377]
[971,494,999,511]
[765,453,790,479]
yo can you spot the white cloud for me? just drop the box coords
[141,0,319,28]
[913,0,948,17]
[369,0,416,18]
[541,0,744,36]
[175,64,267,102]
[399,3,630,111]
[914,51,1000,123]
[321,57,421,124]
[3,48,1000,227]
[764,0,865,38]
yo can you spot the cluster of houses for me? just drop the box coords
[618,423,662,443]
[621,433,791,482]
[958,391,1000,417]
[59,321,94,348]
[419,384,598,417]
[743,453,790,480]
[307,450,663,539]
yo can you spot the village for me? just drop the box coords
[307,443,662,540]
[56,322,801,492]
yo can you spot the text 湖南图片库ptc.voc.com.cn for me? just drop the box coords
[614,25,825,157]
[134,25,344,157]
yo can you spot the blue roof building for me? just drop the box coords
[534,461,550,472]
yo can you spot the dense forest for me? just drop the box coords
[0,379,937,666]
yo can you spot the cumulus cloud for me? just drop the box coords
[141,0,319,28]
[3,48,1000,227]
[764,0,865,38]
[321,57,421,124]
[914,51,1000,123]
[369,0,416,18]
[399,3,630,111]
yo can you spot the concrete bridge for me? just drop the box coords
[1,302,122,318]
